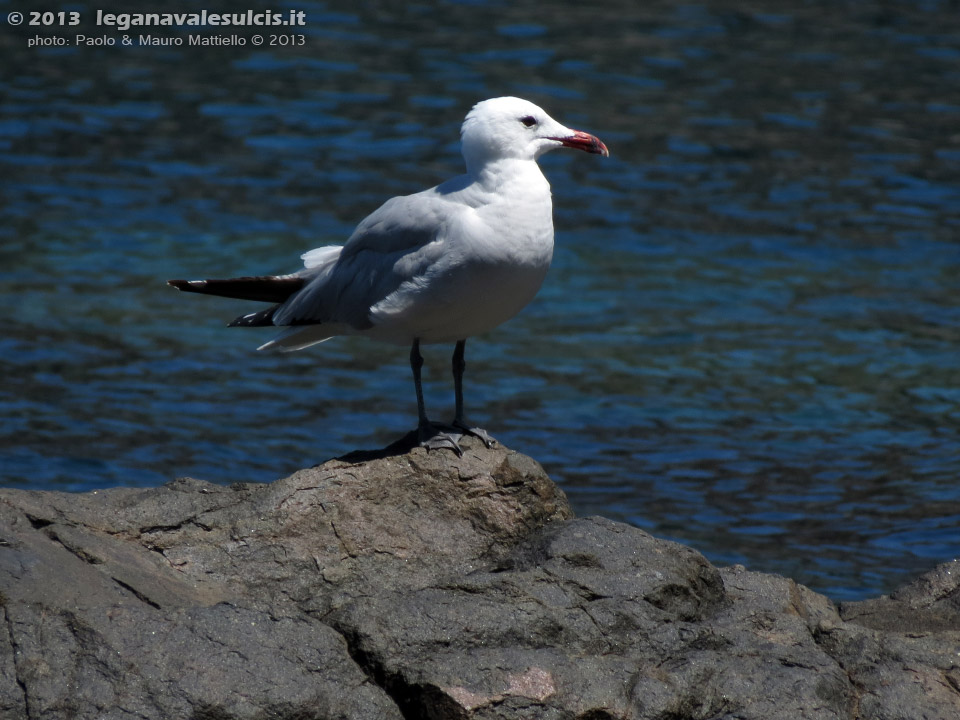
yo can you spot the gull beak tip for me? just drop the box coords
[554,130,610,157]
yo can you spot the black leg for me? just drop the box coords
[450,339,496,448]
[410,338,464,456]
[410,338,429,428]
[452,339,466,426]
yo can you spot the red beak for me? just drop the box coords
[551,129,610,157]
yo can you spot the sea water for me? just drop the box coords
[2,0,958,600]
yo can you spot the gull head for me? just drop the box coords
[460,96,609,173]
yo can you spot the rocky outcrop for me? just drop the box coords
[1,436,958,719]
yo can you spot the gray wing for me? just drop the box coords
[271,190,461,330]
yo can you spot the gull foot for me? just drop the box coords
[418,423,465,456]
[453,420,497,448]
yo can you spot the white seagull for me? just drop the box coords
[169,96,609,454]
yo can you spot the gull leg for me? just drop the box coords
[451,339,496,448]
[411,338,429,429]
[411,338,464,456]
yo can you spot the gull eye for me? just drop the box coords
[520,115,537,128]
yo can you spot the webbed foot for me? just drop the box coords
[453,420,496,448]
[418,422,465,456]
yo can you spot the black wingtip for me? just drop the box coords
[165,275,305,303]
[228,306,279,327]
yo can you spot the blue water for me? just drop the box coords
[3,0,959,601]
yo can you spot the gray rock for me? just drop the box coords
[1,437,958,719]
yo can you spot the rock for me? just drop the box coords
[826,560,960,720]
[1,437,958,719]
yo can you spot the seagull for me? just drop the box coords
[169,96,609,455]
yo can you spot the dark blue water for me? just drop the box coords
[3,0,959,600]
